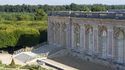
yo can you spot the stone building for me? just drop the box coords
[48,11,125,70]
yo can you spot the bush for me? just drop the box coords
[0,60,2,64]
[5,58,21,68]
[9,58,15,66]
[21,64,46,70]
[5,58,16,68]
[0,12,47,49]
[0,26,47,48]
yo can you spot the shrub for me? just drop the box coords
[0,12,47,49]
[21,64,48,70]
[9,58,16,68]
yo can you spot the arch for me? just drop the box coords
[85,24,93,55]
[56,23,60,45]
[50,22,54,44]
[98,26,107,59]
[114,28,124,64]
[54,22,60,45]
[61,23,67,47]
[53,23,56,44]
[74,23,80,47]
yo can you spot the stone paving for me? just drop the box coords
[42,59,78,70]
[13,52,36,63]
[32,44,63,55]
[50,55,115,70]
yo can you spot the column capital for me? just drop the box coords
[92,25,98,30]
[107,26,113,30]
[80,24,85,29]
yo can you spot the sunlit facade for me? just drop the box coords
[48,12,125,70]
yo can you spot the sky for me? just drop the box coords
[0,0,125,5]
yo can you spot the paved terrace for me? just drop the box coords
[48,11,125,19]
[42,59,78,70]
[50,55,114,70]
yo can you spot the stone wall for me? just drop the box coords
[48,12,125,70]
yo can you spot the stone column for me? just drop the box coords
[55,23,58,46]
[57,23,60,46]
[66,23,71,48]
[93,25,99,55]
[65,23,68,48]
[47,17,51,44]
[124,28,125,64]
[107,26,114,59]
[71,24,74,49]
[59,23,62,47]
[79,24,85,52]
[53,23,56,46]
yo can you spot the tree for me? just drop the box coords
[82,5,90,12]
[35,9,47,20]
[91,4,107,11]
[70,3,79,11]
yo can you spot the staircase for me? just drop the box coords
[13,52,36,63]
[48,49,69,58]
[31,44,64,56]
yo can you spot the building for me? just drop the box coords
[48,11,125,70]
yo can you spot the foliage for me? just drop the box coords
[0,20,47,48]
[0,4,124,13]
[0,6,48,49]
[35,9,47,20]
[0,12,47,21]
[0,60,2,64]
[91,4,107,11]
[21,64,49,70]
[0,12,47,49]
[5,58,21,68]
[9,58,16,67]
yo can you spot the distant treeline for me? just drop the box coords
[0,4,125,13]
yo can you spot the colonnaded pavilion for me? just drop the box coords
[47,11,125,70]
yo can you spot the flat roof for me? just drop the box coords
[48,11,125,19]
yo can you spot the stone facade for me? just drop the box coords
[48,12,125,70]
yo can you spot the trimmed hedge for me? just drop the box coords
[0,12,47,49]
[0,29,42,48]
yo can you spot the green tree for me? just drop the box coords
[70,3,79,11]
[82,5,90,12]
[35,8,47,20]
[91,4,107,11]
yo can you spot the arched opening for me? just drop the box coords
[115,28,124,64]
[62,23,66,47]
[56,23,60,45]
[74,23,80,48]
[88,28,93,55]
[53,23,56,45]
[54,23,58,45]
[50,22,54,44]
[85,25,93,55]
[99,27,107,59]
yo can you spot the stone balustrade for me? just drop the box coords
[48,11,125,19]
